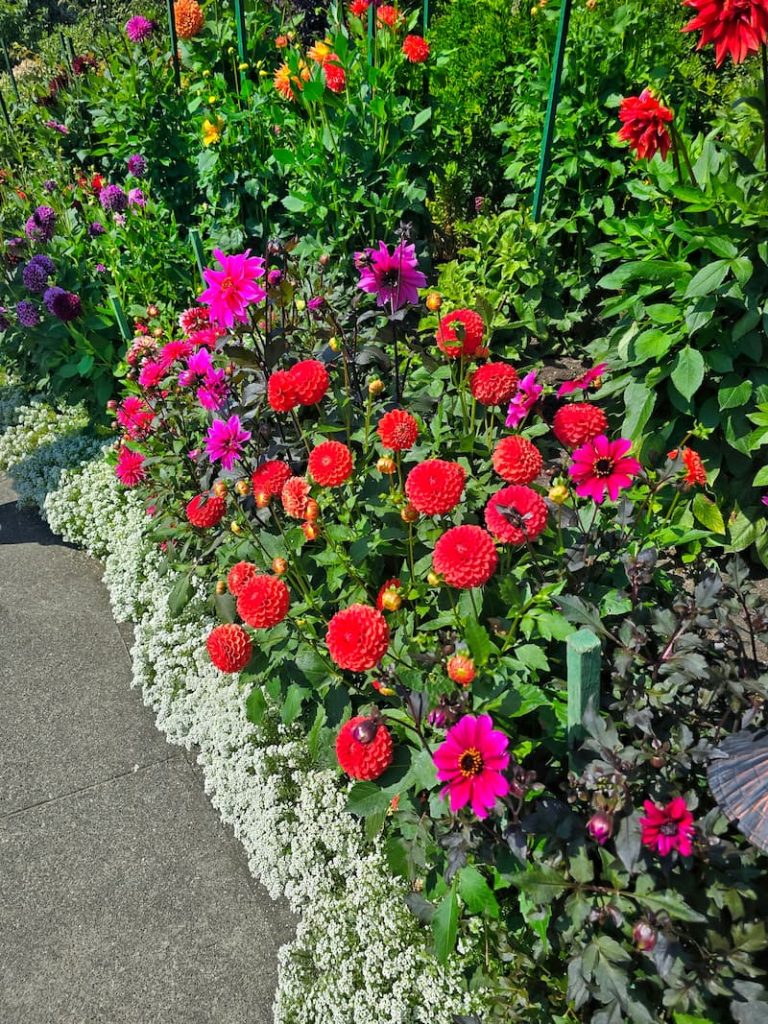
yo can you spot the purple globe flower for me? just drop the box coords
[126,153,147,177]
[88,221,106,238]
[99,184,128,213]
[44,286,82,322]
[17,301,40,327]
[43,179,58,194]
[125,15,156,42]
[128,187,146,208]
[25,205,57,243]
[22,257,53,293]
[95,263,107,273]
[31,253,55,276]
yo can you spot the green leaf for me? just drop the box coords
[432,884,459,962]
[623,381,656,439]
[295,648,333,687]
[413,106,432,130]
[637,891,706,923]
[753,465,768,486]
[346,781,391,817]
[168,574,194,617]
[633,328,674,360]
[459,866,500,918]
[671,347,704,401]
[683,259,730,299]
[245,686,267,725]
[281,683,308,724]
[509,865,569,904]
[718,378,753,411]
[514,644,549,672]
[214,591,237,623]
[692,493,725,535]
[464,619,492,665]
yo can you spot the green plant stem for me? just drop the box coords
[762,44,768,169]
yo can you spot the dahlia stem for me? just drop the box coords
[762,44,768,169]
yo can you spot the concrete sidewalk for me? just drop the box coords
[0,477,293,1024]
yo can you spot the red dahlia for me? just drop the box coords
[436,309,485,359]
[326,603,390,671]
[377,408,419,450]
[252,459,292,498]
[469,362,519,406]
[447,654,475,686]
[492,435,543,484]
[668,447,707,488]
[485,485,548,545]
[323,55,346,93]
[237,574,290,629]
[683,0,768,65]
[207,623,252,673]
[402,34,430,62]
[336,716,394,780]
[267,369,298,412]
[186,493,226,529]
[405,459,466,515]
[618,90,673,161]
[349,0,370,16]
[377,4,401,27]
[227,561,259,597]
[432,525,498,589]
[281,476,311,518]
[289,359,330,405]
[308,440,354,487]
[552,403,608,448]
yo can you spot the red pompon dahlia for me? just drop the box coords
[252,459,292,498]
[227,561,259,597]
[552,403,608,448]
[267,369,298,412]
[668,447,707,488]
[349,0,370,16]
[336,716,394,780]
[405,459,466,515]
[432,525,498,589]
[186,493,226,529]
[377,408,419,451]
[436,308,485,360]
[682,0,768,65]
[308,440,354,487]
[281,476,311,518]
[377,4,402,27]
[485,485,548,545]
[289,359,330,405]
[207,623,252,673]
[492,435,543,485]
[323,55,346,93]
[326,604,390,671]
[469,362,519,406]
[237,574,290,629]
[618,90,673,161]
[402,34,430,62]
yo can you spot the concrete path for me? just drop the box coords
[0,477,293,1024]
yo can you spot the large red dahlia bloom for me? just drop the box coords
[377,408,419,450]
[186,493,226,529]
[289,359,329,405]
[227,561,259,597]
[207,623,252,673]
[326,604,390,671]
[237,575,290,628]
[267,369,298,412]
[552,403,608,448]
[485,485,548,544]
[683,0,768,65]
[469,362,519,406]
[492,435,543,485]
[281,476,311,518]
[402,34,430,62]
[617,90,673,161]
[405,459,466,515]
[433,525,498,589]
[336,716,394,780]
[436,309,485,359]
[252,459,292,498]
[308,440,354,487]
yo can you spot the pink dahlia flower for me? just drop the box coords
[197,368,228,410]
[178,348,213,387]
[115,447,146,487]
[125,15,156,42]
[640,797,694,857]
[116,396,153,440]
[557,362,609,398]
[205,415,251,470]
[568,435,641,504]
[505,370,542,428]
[433,713,509,818]
[354,240,427,311]
[198,248,267,329]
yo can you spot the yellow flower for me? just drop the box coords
[307,39,332,64]
[208,94,217,104]
[202,116,225,146]
[238,62,249,71]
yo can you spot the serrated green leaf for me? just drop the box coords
[671,347,705,401]
[692,493,725,534]
[346,781,392,817]
[459,866,500,918]
[464,619,492,665]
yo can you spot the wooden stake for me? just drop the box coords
[566,628,601,749]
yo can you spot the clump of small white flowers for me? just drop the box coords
[0,398,89,472]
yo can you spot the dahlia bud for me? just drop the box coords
[586,0,597,8]
[377,456,396,475]
[215,581,226,595]
[548,484,569,505]
[381,589,402,612]
[295,298,306,312]
[319,252,330,267]
[152,326,164,338]
[255,490,270,508]
[368,379,385,397]
[427,571,441,587]
[228,45,235,54]
[272,557,288,575]
[213,480,228,498]
[106,399,117,412]
[202,69,211,78]
[352,717,379,745]
[304,498,319,521]
[146,304,159,318]
[208,95,217,104]
[372,679,396,696]
[302,521,319,541]
[447,654,475,686]
[426,291,442,312]
[238,62,249,71]
[400,503,419,523]
[230,521,242,535]
[586,811,614,846]
[235,479,251,496]
[633,920,657,952]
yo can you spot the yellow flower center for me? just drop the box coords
[458,747,484,777]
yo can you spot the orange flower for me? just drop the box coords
[174,0,204,39]
[275,34,289,48]
[308,39,333,63]
[274,60,310,101]
[668,447,707,488]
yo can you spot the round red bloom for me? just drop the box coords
[323,55,346,93]
[237,574,290,629]
[683,0,768,65]
[485,485,548,545]
[469,362,519,406]
[640,797,694,857]
[186,493,226,529]
[377,409,419,451]
[377,4,401,27]
[432,525,498,588]
[252,459,292,498]
[288,359,330,405]
[207,623,252,673]
[336,716,394,780]
[267,369,298,412]
[618,90,673,161]
[308,440,354,487]
[668,447,707,488]
[227,561,259,597]
[436,308,485,359]
[349,0,370,16]
[552,403,608,448]
[405,459,466,515]
[447,654,475,686]
[376,577,401,611]
[492,435,543,484]
[326,604,390,671]
[402,34,430,62]
[281,476,311,518]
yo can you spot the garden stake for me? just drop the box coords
[532,0,573,221]
[58,32,72,70]
[189,228,206,282]
[0,86,11,128]
[233,0,248,64]
[423,0,429,31]
[165,0,181,90]
[566,627,601,751]
[367,4,375,66]
[109,295,133,341]
[1,40,19,102]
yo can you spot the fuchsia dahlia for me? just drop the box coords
[198,249,267,328]
[433,714,510,818]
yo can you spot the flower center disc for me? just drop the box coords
[458,747,484,777]
[660,820,679,836]
[594,457,614,478]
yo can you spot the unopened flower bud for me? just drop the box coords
[238,62,249,71]
[352,717,378,744]
[400,503,419,523]
[215,580,226,595]
[213,480,228,498]
[146,304,159,317]
[106,399,117,412]
[152,326,164,338]
[368,379,385,397]
[549,484,569,505]
[208,95,217,104]
[230,521,242,534]
[319,252,330,267]
[304,498,319,521]
[329,337,341,352]
[372,679,396,696]
[381,589,402,612]
[377,456,396,475]
[295,298,306,312]
[586,811,614,846]
[427,571,441,586]
[633,920,657,952]
[235,479,251,496]
[272,557,288,575]
[255,490,270,508]
[425,291,442,312]
[302,521,319,541]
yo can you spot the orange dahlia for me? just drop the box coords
[227,561,259,597]
[308,440,354,487]
[377,408,419,450]
[447,654,475,686]
[281,476,311,518]
[251,459,292,498]
[552,403,608,448]
[469,362,519,406]
[432,525,498,589]
[668,447,707,488]
[174,0,204,39]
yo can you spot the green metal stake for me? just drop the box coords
[0,86,11,128]
[1,40,19,102]
[233,0,247,63]
[67,36,76,62]
[367,3,375,66]
[189,228,206,283]
[165,0,181,90]
[566,628,601,750]
[531,0,573,222]
[423,0,429,32]
[109,294,132,341]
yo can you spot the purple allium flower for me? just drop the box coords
[205,414,251,470]
[25,205,57,243]
[95,263,107,273]
[354,240,427,311]
[17,301,40,327]
[22,257,54,293]
[43,119,69,134]
[99,184,128,213]
[43,179,58,193]
[88,221,106,238]
[197,369,229,410]
[126,153,147,177]
[128,187,146,208]
[267,269,283,286]
[125,15,156,42]
[43,286,82,322]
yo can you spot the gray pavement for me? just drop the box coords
[0,477,293,1023]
